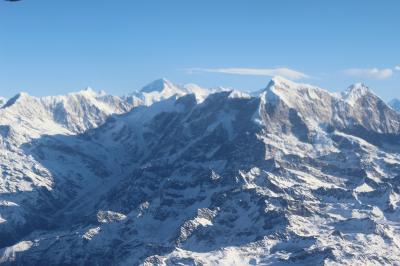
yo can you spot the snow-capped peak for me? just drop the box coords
[140,78,178,93]
[228,90,251,99]
[68,87,108,98]
[134,79,232,105]
[183,84,234,102]
[183,83,211,102]
[342,83,374,105]
[266,76,324,92]
[344,82,371,95]
[133,78,188,106]
[268,75,302,89]
[262,76,332,108]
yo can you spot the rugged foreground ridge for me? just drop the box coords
[1,77,400,265]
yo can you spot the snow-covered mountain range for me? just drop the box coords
[1,77,400,265]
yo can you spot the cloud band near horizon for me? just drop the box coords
[344,67,394,79]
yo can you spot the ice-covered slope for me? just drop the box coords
[1,78,400,265]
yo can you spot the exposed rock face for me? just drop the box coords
[1,78,400,265]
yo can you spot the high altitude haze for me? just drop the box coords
[1,1,400,99]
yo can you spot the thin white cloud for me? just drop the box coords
[189,67,310,80]
[395,65,400,71]
[344,68,393,79]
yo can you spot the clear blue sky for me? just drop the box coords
[1,0,399,100]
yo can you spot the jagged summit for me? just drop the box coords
[261,76,334,111]
[264,76,333,99]
[345,82,370,93]
[342,82,375,105]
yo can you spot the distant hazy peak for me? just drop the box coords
[0,96,7,107]
[72,87,106,97]
[140,78,178,93]
[389,98,400,112]
[2,87,110,110]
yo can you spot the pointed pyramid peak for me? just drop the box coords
[342,83,374,103]
[136,78,187,106]
[265,76,317,92]
[341,83,380,107]
[140,78,175,93]
[270,76,299,87]
[346,82,371,93]
[1,92,31,108]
